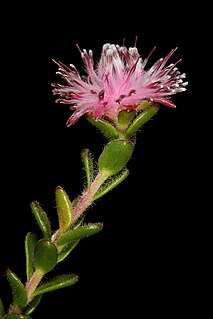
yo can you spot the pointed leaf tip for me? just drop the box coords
[55,186,72,232]
[30,201,51,239]
[6,269,27,308]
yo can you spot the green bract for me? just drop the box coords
[126,105,159,139]
[87,116,119,141]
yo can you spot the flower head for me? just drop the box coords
[52,43,187,126]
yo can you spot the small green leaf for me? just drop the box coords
[24,295,42,315]
[81,149,94,188]
[6,269,27,308]
[57,224,103,246]
[87,116,119,141]
[126,104,159,139]
[2,315,31,319]
[30,202,51,239]
[0,298,5,318]
[32,274,79,297]
[55,186,72,232]
[25,232,38,281]
[57,240,80,263]
[34,239,57,274]
[98,140,134,177]
[93,169,129,201]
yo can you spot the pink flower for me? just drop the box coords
[52,43,187,126]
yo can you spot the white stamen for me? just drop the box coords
[182,82,188,86]
[89,50,93,58]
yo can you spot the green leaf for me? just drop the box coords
[57,224,103,246]
[57,240,80,263]
[0,298,5,318]
[93,169,129,201]
[6,269,27,309]
[25,232,38,281]
[55,186,72,232]
[81,149,94,188]
[2,315,31,319]
[125,104,160,139]
[34,239,57,274]
[98,140,134,177]
[87,116,119,141]
[118,110,136,128]
[24,295,42,316]
[30,201,51,239]
[32,274,79,297]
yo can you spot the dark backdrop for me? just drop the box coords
[0,2,203,318]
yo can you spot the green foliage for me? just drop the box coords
[98,140,134,177]
[30,202,51,239]
[93,168,129,201]
[25,233,38,281]
[57,224,103,246]
[32,274,79,297]
[87,116,119,141]
[55,186,73,232]
[24,295,42,316]
[118,110,136,128]
[57,240,80,263]
[81,149,94,188]
[34,240,57,274]
[0,298,5,318]
[125,104,159,139]
[6,269,27,309]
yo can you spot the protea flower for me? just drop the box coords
[52,43,187,126]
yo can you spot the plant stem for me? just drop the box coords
[25,269,44,304]
[72,171,109,223]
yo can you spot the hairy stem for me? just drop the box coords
[72,171,109,223]
[25,269,44,304]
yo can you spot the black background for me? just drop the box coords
[0,2,205,318]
